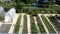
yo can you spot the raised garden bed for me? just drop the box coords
[22,15,28,33]
[41,15,55,33]
[30,15,38,34]
[36,16,46,33]
[14,14,21,33]
[48,16,60,32]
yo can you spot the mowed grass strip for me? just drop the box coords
[41,15,55,33]
[36,16,46,33]
[22,15,28,33]
[30,16,38,34]
[14,14,21,33]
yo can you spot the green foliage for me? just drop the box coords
[30,16,38,34]
[0,3,15,12]
[15,2,26,13]
[23,15,28,33]
[36,16,46,33]
[14,14,21,33]
[41,15,56,33]
[0,16,3,21]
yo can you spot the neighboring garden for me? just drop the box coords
[0,0,60,16]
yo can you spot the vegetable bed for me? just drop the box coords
[22,15,28,33]
[41,15,55,33]
[36,16,46,33]
[48,16,60,32]
[30,15,38,34]
[14,14,21,33]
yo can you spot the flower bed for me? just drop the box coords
[41,15,55,33]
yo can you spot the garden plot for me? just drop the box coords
[0,24,11,33]
[36,16,46,33]
[22,15,28,34]
[30,15,38,34]
[48,16,60,32]
[14,14,21,33]
[41,15,56,33]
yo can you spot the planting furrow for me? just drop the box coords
[30,15,38,34]
[36,15,46,34]
[14,14,21,33]
[19,14,25,34]
[41,15,56,33]
[22,15,28,34]
[34,17,41,34]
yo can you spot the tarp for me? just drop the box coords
[4,8,16,22]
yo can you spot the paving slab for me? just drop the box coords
[0,24,11,33]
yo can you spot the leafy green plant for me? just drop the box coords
[14,14,21,33]
[30,16,38,34]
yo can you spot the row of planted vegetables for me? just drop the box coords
[13,14,60,34]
